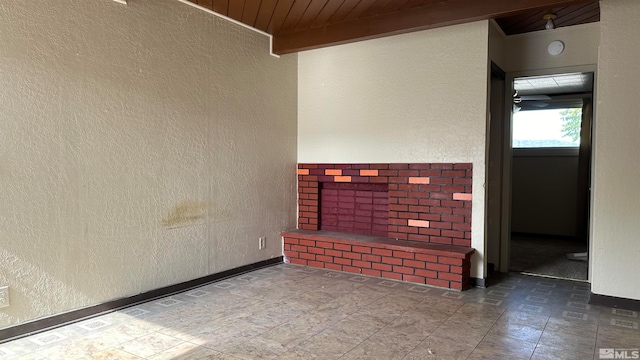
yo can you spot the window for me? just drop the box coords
[512,108,582,148]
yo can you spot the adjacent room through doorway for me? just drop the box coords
[508,72,594,281]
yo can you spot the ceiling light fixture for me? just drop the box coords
[544,14,557,30]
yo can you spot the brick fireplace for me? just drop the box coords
[297,163,472,246]
[283,163,476,290]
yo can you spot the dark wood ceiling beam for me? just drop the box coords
[400,0,428,10]
[272,0,595,54]
[361,0,395,19]
[381,0,411,13]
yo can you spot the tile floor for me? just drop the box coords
[1,264,639,359]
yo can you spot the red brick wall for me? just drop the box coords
[298,163,472,247]
[320,183,388,237]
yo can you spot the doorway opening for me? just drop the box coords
[508,72,594,281]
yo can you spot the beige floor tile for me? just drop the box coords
[317,300,363,319]
[286,290,337,309]
[12,353,47,360]
[258,323,318,351]
[341,339,414,360]
[455,302,506,320]
[538,330,596,354]
[8,265,640,360]
[545,316,598,336]
[295,329,362,358]
[192,327,253,351]
[85,348,142,360]
[147,342,227,360]
[487,321,544,343]
[117,332,183,358]
[276,347,330,360]
[414,296,464,315]
[222,336,288,359]
[94,321,160,345]
[496,309,550,329]
[405,334,478,360]
[530,344,594,360]
[376,293,424,310]
[468,332,536,360]
[435,316,496,342]
[538,317,597,352]
[326,316,385,342]
[382,313,443,340]
[37,337,108,360]
[596,324,640,349]
[402,307,452,323]
[352,306,403,325]
[365,327,426,353]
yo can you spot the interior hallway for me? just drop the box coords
[0,264,638,360]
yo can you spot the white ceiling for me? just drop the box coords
[515,73,593,96]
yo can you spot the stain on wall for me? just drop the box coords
[163,200,207,229]
[0,0,297,328]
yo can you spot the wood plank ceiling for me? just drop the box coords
[495,2,599,35]
[187,0,600,54]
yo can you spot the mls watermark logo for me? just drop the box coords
[599,348,640,359]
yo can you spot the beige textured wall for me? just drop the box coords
[505,23,600,72]
[0,0,297,328]
[298,21,489,278]
[591,0,640,300]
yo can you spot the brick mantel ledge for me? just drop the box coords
[281,229,475,290]
[282,230,474,259]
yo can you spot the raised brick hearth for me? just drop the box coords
[289,163,476,290]
[282,230,475,290]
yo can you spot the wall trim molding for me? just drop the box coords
[0,257,283,343]
[176,0,279,58]
[590,293,640,312]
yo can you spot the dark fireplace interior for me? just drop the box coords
[319,183,389,237]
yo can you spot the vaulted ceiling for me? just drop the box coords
[187,0,599,55]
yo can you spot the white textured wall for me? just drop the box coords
[591,0,640,300]
[505,23,600,72]
[0,0,297,328]
[298,21,489,278]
